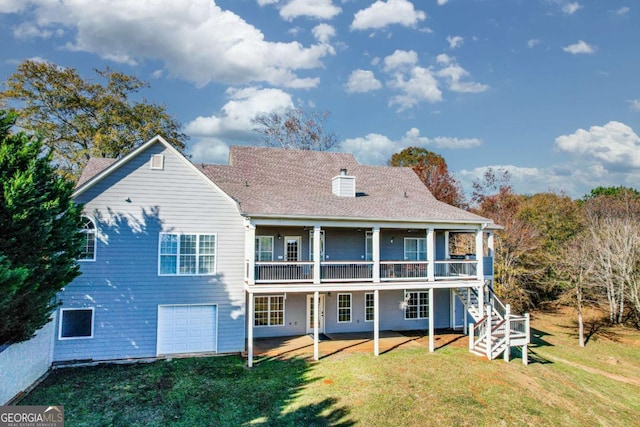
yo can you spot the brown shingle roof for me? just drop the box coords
[76,158,117,187]
[199,146,490,223]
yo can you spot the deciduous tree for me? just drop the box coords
[389,147,465,208]
[251,107,337,151]
[0,111,83,344]
[0,60,187,180]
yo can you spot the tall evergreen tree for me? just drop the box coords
[0,110,83,344]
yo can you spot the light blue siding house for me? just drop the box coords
[54,136,530,366]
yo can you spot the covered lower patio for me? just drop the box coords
[250,329,467,361]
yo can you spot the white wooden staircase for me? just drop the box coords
[454,283,530,364]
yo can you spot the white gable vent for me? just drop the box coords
[150,154,164,170]
[332,168,355,197]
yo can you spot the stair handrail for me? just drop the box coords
[486,285,507,319]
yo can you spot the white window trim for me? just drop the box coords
[284,236,302,262]
[404,291,429,320]
[255,235,274,261]
[404,237,427,261]
[150,154,165,170]
[58,307,95,340]
[364,292,374,322]
[254,295,285,327]
[337,293,352,323]
[158,233,217,276]
[79,216,97,262]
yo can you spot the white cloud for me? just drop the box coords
[435,57,489,93]
[345,69,382,93]
[555,121,640,170]
[628,99,640,111]
[7,0,334,88]
[388,66,442,110]
[379,51,486,109]
[562,40,596,55]
[561,2,582,15]
[447,35,464,49]
[0,0,28,13]
[437,0,449,5]
[257,0,279,5]
[616,6,630,15]
[13,22,54,39]
[527,39,540,48]
[341,127,481,165]
[401,128,482,149]
[280,0,342,21]
[186,87,294,163]
[383,49,418,72]
[312,23,336,43]
[351,0,426,31]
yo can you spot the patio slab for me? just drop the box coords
[253,330,467,361]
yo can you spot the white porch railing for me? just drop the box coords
[321,261,373,281]
[434,260,477,279]
[253,259,485,284]
[254,261,314,283]
[380,261,428,280]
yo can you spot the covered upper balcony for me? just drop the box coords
[244,224,494,286]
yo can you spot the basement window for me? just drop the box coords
[59,308,94,339]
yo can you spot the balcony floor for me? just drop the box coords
[251,329,467,360]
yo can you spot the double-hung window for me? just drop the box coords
[159,233,216,275]
[254,295,284,327]
[404,238,426,261]
[404,291,429,320]
[365,292,374,322]
[255,236,274,261]
[337,293,352,323]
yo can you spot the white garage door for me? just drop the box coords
[157,305,217,355]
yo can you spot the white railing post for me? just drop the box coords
[485,305,492,359]
[469,323,474,351]
[313,226,321,284]
[504,313,510,362]
[373,227,380,282]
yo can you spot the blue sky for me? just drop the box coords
[1,0,639,199]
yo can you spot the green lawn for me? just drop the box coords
[19,309,640,426]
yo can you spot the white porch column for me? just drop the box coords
[475,227,484,281]
[427,227,435,281]
[372,226,380,282]
[429,287,435,352]
[245,222,256,285]
[313,226,321,284]
[313,291,319,360]
[247,291,254,367]
[374,289,380,356]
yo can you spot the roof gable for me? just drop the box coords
[72,136,239,210]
